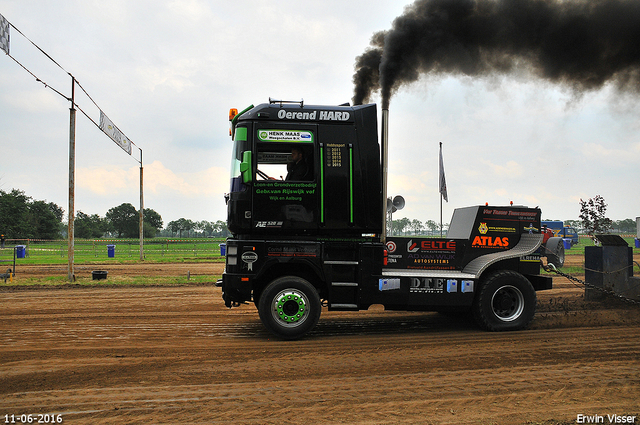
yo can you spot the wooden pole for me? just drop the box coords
[68,76,76,282]
[139,148,144,261]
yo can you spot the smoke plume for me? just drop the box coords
[353,0,640,108]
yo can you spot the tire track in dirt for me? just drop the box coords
[2,361,638,424]
[1,286,640,424]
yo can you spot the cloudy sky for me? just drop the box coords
[1,0,638,229]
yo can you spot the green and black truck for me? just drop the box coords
[220,99,558,339]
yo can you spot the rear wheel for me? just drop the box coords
[472,270,536,331]
[258,276,321,340]
[545,237,565,268]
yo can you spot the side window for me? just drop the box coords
[255,130,315,181]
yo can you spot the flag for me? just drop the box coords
[439,142,448,202]
[0,14,9,55]
[99,110,132,155]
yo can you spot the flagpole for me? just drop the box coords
[439,141,447,238]
[439,142,442,237]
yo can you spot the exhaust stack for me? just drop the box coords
[381,108,389,243]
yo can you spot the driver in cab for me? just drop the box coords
[285,147,308,181]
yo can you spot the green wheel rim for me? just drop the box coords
[272,289,310,327]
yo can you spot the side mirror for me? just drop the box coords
[240,151,252,184]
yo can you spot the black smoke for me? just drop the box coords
[353,0,640,108]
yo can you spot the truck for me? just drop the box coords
[220,99,561,340]
[541,221,579,246]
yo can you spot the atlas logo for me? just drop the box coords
[478,222,488,234]
[472,236,510,247]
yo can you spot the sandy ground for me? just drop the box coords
[1,257,639,424]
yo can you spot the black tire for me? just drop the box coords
[545,237,565,268]
[257,276,321,340]
[472,270,536,331]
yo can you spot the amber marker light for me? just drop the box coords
[229,108,238,135]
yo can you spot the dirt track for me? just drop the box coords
[1,261,640,424]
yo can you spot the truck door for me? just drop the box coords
[251,124,319,234]
[319,124,357,230]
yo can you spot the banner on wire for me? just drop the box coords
[0,14,9,55]
[99,110,132,155]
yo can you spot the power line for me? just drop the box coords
[3,15,139,154]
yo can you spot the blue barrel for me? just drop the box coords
[107,244,115,258]
[563,239,572,250]
[635,238,640,248]
[219,243,226,256]
[16,245,26,258]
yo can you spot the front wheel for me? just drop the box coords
[258,276,321,340]
[472,270,536,331]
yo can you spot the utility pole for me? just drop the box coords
[68,76,76,282]
[139,148,144,261]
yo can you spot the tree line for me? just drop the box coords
[389,196,636,236]
[389,217,636,237]
[0,188,228,240]
[1,189,634,240]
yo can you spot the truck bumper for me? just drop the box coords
[221,272,253,307]
[528,274,553,291]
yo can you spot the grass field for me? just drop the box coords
[0,238,227,265]
[1,235,637,265]
[566,236,639,253]
[0,237,640,287]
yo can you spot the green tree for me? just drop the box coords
[200,220,214,237]
[613,219,635,234]
[579,195,612,243]
[75,211,106,238]
[392,217,410,235]
[214,220,229,237]
[410,219,423,235]
[167,220,181,237]
[143,208,163,238]
[0,189,31,237]
[180,218,196,237]
[166,218,194,238]
[28,200,64,239]
[142,221,157,238]
[106,203,138,238]
[425,220,438,235]
[105,204,163,238]
[564,219,582,232]
[0,189,63,239]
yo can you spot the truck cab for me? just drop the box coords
[221,99,553,340]
[226,100,382,237]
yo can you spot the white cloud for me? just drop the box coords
[77,160,228,198]
[477,159,524,178]
[1,0,639,226]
